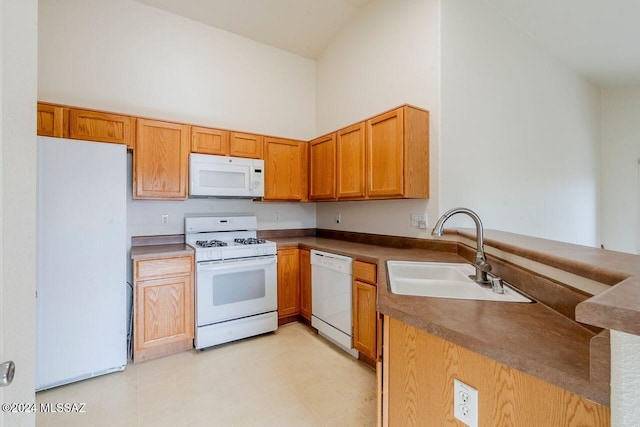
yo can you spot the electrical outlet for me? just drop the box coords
[411,213,427,227]
[454,379,478,427]
[274,212,280,222]
[161,214,169,226]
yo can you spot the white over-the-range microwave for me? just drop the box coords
[189,153,264,198]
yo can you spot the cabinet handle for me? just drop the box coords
[1,361,15,387]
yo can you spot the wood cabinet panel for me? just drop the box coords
[230,132,264,159]
[139,276,191,343]
[69,109,135,149]
[191,126,229,155]
[133,255,194,363]
[134,119,190,200]
[299,249,312,321]
[366,109,405,198]
[353,280,377,360]
[135,256,193,281]
[37,103,68,138]
[384,317,610,426]
[337,123,366,199]
[309,133,337,200]
[264,137,308,201]
[353,260,377,285]
[277,248,301,318]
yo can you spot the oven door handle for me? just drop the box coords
[197,256,276,272]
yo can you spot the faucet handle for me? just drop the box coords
[476,259,492,272]
[491,277,504,294]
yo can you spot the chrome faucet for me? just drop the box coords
[431,207,492,285]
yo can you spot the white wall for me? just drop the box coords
[38,0,318,240]
[315,0,441,238]
[439,0,601,247]
[600,87,640,254]
[1,0,37,425]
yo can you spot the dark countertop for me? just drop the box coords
[271,236,608,405]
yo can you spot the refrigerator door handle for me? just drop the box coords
[1,361,15,387]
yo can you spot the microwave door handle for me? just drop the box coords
[198,256,276,272]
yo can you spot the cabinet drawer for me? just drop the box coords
[135,256,193,281]
[353,261,377,284]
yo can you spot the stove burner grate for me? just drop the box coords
[234,237,266,245]
[195,240,228,248]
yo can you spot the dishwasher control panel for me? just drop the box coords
[310,250,352,274]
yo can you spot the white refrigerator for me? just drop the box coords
[36,136,127,391]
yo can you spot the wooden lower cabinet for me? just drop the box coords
[381,316,610,426]
[353,261,378,363]
[277,248,300,320]
[133,255,194,362]
[299,249,312,321]
[353,280,377,360]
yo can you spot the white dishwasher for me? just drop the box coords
[311,250,358,358]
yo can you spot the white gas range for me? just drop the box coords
[185,215,278,350]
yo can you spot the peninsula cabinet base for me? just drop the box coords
[381,316,610,427]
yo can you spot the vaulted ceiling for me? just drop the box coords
[134,0,640,87]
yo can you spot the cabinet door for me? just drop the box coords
[230,132,264,159]
[299,249,312,321]
[366,108,404,198]
[353,280,377,360]
[277,248,300,319]
[135,274,194,352]
[37,103,68,138]
[134,119,190,200]
[309,133,337,200]
[69,109,135,149]
[264,137,308,201]
[191,126,229,155]
[337,122,366,199]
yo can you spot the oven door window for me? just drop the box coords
[212,270,265,305]
[196,257,277,326]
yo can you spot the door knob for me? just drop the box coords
[1,361,15,387]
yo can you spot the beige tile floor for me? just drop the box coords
[36,322,377,427]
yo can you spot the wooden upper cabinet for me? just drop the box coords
[309,133,337,201]
[230,132,264,159]
[337,122,366,200]
[191,126,229,155]
[69,109,135,149]
[366,105,429,199]
[134,119,190,200]
[366,108,405,198]
[37,103,68,138]
[263,137,308,201]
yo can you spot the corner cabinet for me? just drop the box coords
[366,105,429,199]
[277,248,301,322]
[263,137,308,201]
[299,249,312,321]
[134,119,190,200]
[309,134,337,201]
[133,255,194,362]
[352,260,378,364]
